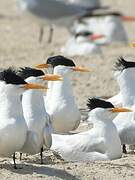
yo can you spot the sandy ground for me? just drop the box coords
[1,0,135,179]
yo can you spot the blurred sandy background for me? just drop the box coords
[1,0,135,179]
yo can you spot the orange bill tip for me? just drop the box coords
[41,74,63,81]
[23,83,48,90]
[72,66,94,72]
[111,107,132,113]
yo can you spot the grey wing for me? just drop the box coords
[27,0,86,20]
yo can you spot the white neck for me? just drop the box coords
[0,88,23,118]
[117,69,135,106]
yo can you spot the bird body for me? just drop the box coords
[51,98,124,161]
[20,75,52,155]
[112,58,135,150]
[0,82,27,156]
[67,0,101,8]
[61,34,102,56]
[17,0,86,27]
[47,66,81,133]
[73,15,128,44]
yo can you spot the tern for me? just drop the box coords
[61,30,103,56]
[35,55,92,133]
[111,57,135,153]
[17,67,62,163]
[51,98,131,162]
[0,67,47,168]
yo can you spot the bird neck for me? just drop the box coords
[51,74,74,100]
[89,112,113,129]
[117,73,135,106]
[22,89,47,119]
[0,90,23,118]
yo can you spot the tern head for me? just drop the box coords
[114,57,135,81]
[0,67,48,95]
[75,31,104,43]
[18,67,63,85]
[87,98,132,122]
[35,55,93,75]
[35,55,75,73]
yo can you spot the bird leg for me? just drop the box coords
[20,153,22,161]
[47,25,53,44]
[39,25,44,43]
[40,146,44,164]
[122,144,127,154]
[13,152,17,169]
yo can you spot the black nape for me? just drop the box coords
[87,98,114,110]
[114,57,135,72]
[18,67,44,79]
[0,67,27,85]
[46,55,75,68]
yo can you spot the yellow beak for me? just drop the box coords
[72,66,93,72]
[111,107,132,113]
[23,83,48,90]
[41,74,63,81]
[35,63,52,69]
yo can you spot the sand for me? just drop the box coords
[0,0,135,179]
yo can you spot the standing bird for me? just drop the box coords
[16,0,88,43]
[16,0,106,43]
[112,57,135,153]
[17,67,62,163]
[35,55,91,133]
[0,68,47,168]
[50,98,131,162]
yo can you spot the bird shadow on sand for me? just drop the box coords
[2,163,80,180]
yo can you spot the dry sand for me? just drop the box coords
[1,0,135,179]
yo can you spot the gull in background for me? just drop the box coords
[61,28,104,56]
[17,0,106,43]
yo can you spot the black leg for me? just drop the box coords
[47,25,53,44]
[13,153,17,169]
[123,144,127,154]
[20,153,22,161]
[40,147,44,164]
[39,25,44,43]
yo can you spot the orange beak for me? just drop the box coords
[35,63,52,69]
[41,74,63,81]
[131,42,135,48]
[23,83,48,90]
[122,15,135,22]
[111,107,132,113]
[72,66,93,72]
[90,34,105,41]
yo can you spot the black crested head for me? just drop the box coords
[87,98,114,111]
[46,55,75,68]
[0,67,27,85]
[17,67,44,79]
[114,57,135,71]
[75,31,93,38]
